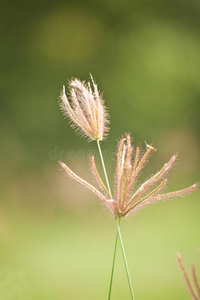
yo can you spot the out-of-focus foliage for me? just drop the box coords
[0,0,200,299]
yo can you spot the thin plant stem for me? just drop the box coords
[96,140,135,300]
[116,219,135,300]
[108,217,121,300]
[96,140,112,197]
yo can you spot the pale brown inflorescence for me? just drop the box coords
[59,133,197,218]
[177,252,200,300]
[59,75,109,141]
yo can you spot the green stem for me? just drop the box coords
[96,140,135,300]
[116,219,135,300]
[108,218,121,300]
[96,140,112,197]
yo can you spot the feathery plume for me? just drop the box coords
[59,133,197,218]
[59,75,109,141]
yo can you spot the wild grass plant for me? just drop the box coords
[58,75,197,299]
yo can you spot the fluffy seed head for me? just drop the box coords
[59,75,109,141]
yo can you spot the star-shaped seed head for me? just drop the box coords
[59,133,197,218]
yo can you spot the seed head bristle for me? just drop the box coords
[177,252,200,300]
[59,160,108,204]
[89,155,111,199]
[191,262,200,298]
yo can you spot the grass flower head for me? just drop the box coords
[59,133,197,218]
[59,75,109,141]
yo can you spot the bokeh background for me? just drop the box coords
[0,0,200,299]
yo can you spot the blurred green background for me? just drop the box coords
[0,0,200,299]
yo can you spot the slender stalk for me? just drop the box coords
[96,140,112,197]
[96,140,135,300]
[116,219,135,300]
[108,218,121,300]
